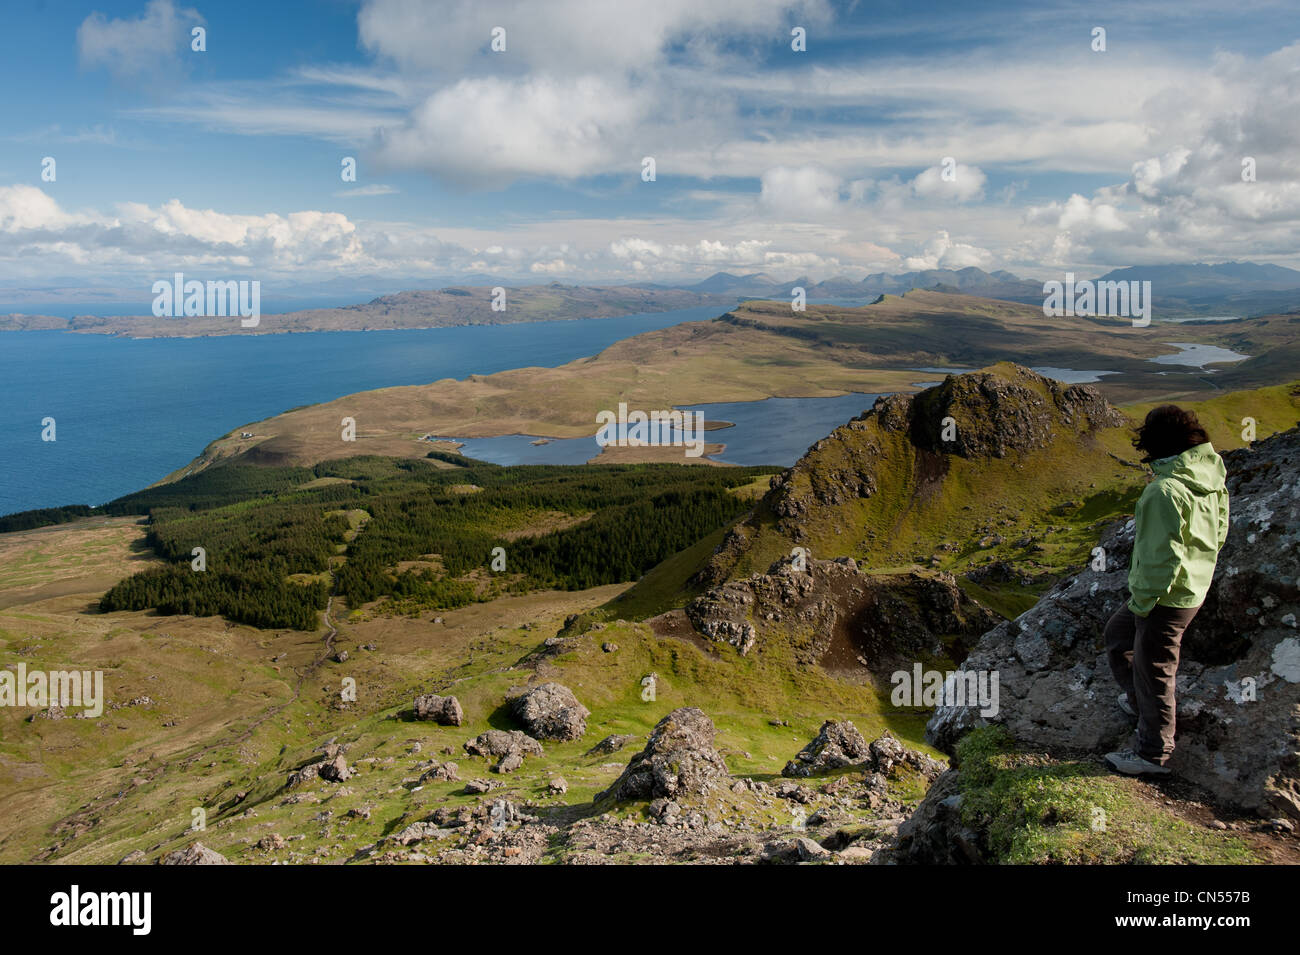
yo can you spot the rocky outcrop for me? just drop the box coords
[783,720,871,777]
[782,722,946,781]
[598,707,730,802]
[905,368,1124,459]
[694,364,1126,584]
[765,365,1120,534]
[418,761,459,783]
[413,693,464,726]
[509,682,589,741]
[928,426,1300,819]
[865,731,947,780]
[872,770,981,864]
[687,556,999,668]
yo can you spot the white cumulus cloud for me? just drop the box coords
[759,165,844,218]
[77,0,204,81]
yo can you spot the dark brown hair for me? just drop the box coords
[1132,405,1209,463]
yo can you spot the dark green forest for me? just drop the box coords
[84,455,775,630]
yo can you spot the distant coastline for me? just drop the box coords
[0,284,734,339]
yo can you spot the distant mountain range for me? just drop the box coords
[652,261,1300,317]
[2,262,1297,336]
[670,266,1042,303]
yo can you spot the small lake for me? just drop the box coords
[443,392,887,467]
[909,366,1117,387]
[1149,342,1250,368]
[1028,367,1118,384]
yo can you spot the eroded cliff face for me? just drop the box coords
[928,426,1300,819]
[685,555,999,672]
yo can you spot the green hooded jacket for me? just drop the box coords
[1128,442,1230,616]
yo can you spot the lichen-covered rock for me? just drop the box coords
[413,693,464,726]
[495,752,524,774]
[418,761,459,783]
[783,720,871,777]
[598,707,730,802]
[509,682,589,741]
[159,842,231,865]
[928,426,1300,819]
[866,731,947,779]
[463,729,544,759]
[318,753,351,783]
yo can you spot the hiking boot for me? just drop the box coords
[1105,749,1171,776]
[1117,693,1137,718]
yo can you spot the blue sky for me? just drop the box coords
[1,0,1298,301]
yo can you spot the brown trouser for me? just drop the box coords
[1104,601,1201,764]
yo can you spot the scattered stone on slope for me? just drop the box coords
[761,836,833,863]
[418,761,459,783]
[927,426,1300,819]
[464,729,544,759]
[509,682,590,741]
[413,693,464,726]
[598,707,730,802]
[319,753,351,783]
[586,734,638,756]
[866,731,947,779]
[496,752,524,774]
[393,821,454,846]
[783,720,871,777]
[159,842,231,865]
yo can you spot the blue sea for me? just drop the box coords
[0,306,732,515]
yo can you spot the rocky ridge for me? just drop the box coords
[695,363,1126,586]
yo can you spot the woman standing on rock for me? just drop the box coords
[1103,405,1230,776]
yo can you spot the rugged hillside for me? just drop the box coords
[615,368,1299,628]
[925,425,1300,820]
[646,364,1136,618]
[680,556,999,675]
[4,386,1296,865]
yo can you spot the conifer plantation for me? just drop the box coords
[93,456,776,629]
